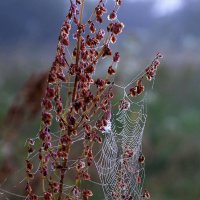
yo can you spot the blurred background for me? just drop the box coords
[0,0,200,199]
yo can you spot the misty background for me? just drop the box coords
[0,0,200,199]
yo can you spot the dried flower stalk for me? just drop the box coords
[24,1,162,200]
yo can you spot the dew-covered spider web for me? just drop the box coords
[93,80,148,200]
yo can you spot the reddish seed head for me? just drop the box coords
[62,37,69,46]
[26,160,33,171]
[142,190,151,199]
[83,189,93,198]
[124,147,134,158]
[95,4,107,17]
[31,194,39,200]
[110,34,117,44]
[50,181,59,193]
[76,160,85,170]
[137,176,142,184]
[119,99,130,110]
[108,10,117,21]
[96,29,105,41]
[27,172,34,179]
[25,183,32,194]
[116,0,122,6]
[57,72,66,82]
[145,67,156,81]
[44,192,52,200]
[26,138,35,153]
[136,79,145,95]
[129,87,137,97]
[96,15,103,23]
[72,186,81,197]
[27,146,34,153]
[153,59,160,68]
[42,112,53,126]
[85,65,95,74]
[95,135,103,144]
[156,52,163,58]
[43,141,52,151]
[55,100,63,114]
[89,22,96,34]
[73,47,77,56]
[46,87,55,99]
[138,154,145,164]
[67,115,76,126]
[42,98,53,111]
[39,127,52,142]
[113,52,120,62]
[108,66,116,75]
[110,22,124,35]
[82,171,91,180]
[41,166,48,176]
[108,90,114,98]
[48,72,57,83]
[102,45,112,57]
[73,101,82,113]
[60,134,71,146]
[83,123,92,133]
[28,138,34,145]
[95,78,106,88]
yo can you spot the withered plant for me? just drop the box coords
[0,72,47,188]
[23,1,162,200]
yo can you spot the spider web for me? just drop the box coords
[92,73,150,199]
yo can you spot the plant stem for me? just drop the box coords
[57,137,71,200]
[72,0,85,103]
